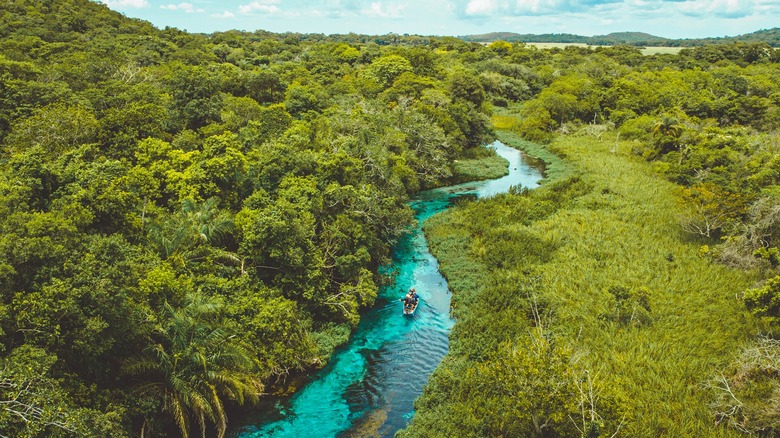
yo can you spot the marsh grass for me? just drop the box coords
[537,134,759,435]
[449,154,509,184]
[492,114,519,130]
[410,130,760,436]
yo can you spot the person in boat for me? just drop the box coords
[404,289,414,309]
[402,289,417,310]
[410,288,419,305]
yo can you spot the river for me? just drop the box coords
[234,140,542,438]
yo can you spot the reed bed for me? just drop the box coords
[412,131,760,436]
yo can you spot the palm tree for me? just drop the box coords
[181,197,233,244]
[652,116,687,160]
[651,116,683,139]
[147,197,239,269]
[124,294,262,438]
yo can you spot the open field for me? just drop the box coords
[526,42,590,49]
[525,42,685,55]
[640,46,685,55]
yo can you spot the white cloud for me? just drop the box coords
[362,2,406,17]
[322,0,365,12]
[465,0,500,15]
[756,0,780,12]
[676,0,754,18]
[513,0,544,14]
[160,2,198,12]
[707,0,753,17]
[239,0,282,15]
[451,0,638,17]
[212,11,236,18]
[101,0,149,8]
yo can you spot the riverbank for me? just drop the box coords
[246,146,517,400]
[400,130,758,436]
[233,142,541,437]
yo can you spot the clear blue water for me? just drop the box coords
[235,141,542,438]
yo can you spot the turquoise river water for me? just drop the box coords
[235,141,542,438]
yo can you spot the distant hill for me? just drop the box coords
[461,32,594,44]
[590,32,671,46]
[460,28,780,47]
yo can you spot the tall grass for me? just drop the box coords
[535,133,759,435]
[405,130,760,436]
[449,154,509,184]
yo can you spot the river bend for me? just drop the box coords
[236,141,542,437]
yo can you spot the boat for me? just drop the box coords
[403,299,419,315]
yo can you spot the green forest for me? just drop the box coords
[2,0,780,437]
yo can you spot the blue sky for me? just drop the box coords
[98,0,780,39]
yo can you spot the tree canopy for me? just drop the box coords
[0,1,494,435]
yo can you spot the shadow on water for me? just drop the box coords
[232,141,542,438]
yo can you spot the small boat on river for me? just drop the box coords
[403,299,419,315]
[402,289,420,315]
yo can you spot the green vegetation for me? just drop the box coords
[0,1,496,435]
[3,0,780,436]
[401,131,760,437]
[449,150,509,184]
[401,34,780,438]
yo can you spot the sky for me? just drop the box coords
[98,0,780,39]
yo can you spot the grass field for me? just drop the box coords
[526,42,591,50]
[524,42,685,55]
[640,46,685,55]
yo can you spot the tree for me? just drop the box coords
[488,40,513,56]
[4,103,98,157]
[226,291,317,378]
[165,65,223,130]
[283,81,324,118]
[235,178,326,299]
[0,346,126,437]
[652,116,684,156]
[11,233,152,381]
[97,100,168,159]
[364,54,413,88]
[744,275,780,323]
[146,197,237,271]
[379,72,436,103]
[237,104,293,150]
[680,183,747,238]
[222,69,285,104]
[449,70,486,107]
[517,100,556,144]
[220,95,264,133]
[186,132,249,206]
[123,294,262,438]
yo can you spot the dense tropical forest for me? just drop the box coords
[0,0,498,436]
[2,0,780,437]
